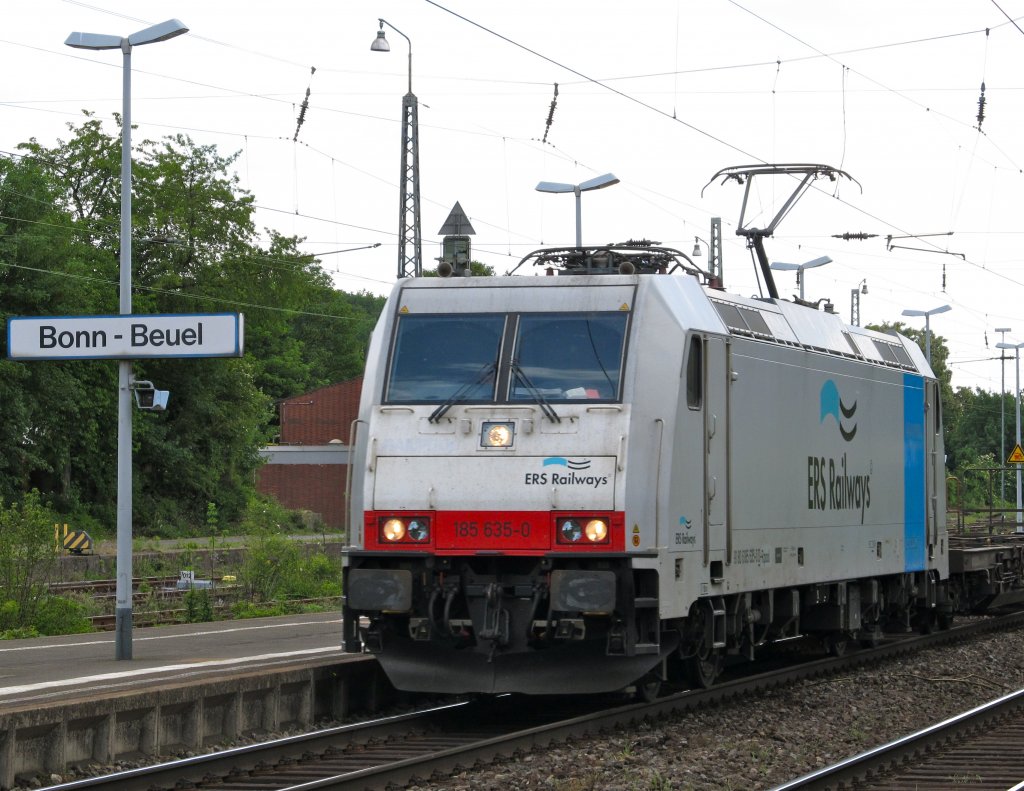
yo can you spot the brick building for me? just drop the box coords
[256,377,362,529]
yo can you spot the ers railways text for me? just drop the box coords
[39,322,203,350]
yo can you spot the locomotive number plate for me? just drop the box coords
[435,511,550,551]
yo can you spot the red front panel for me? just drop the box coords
[364,510,625,554]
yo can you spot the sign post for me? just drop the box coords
[7,311,243,659]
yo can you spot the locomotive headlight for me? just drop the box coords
[481,421,514,448]
[382,518,406,542]
[559,518,584,543]
[379,516,431,544]
[407,518,429,542]
[556,515,611,545]
[584,519,609,542]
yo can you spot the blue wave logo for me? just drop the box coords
[820,379,857,442]
[542,457,592,470]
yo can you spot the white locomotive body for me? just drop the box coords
[342,244,949,695]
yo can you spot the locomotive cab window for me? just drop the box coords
[385,313,505,403]
[510,312,628,401]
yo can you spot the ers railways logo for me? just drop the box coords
[819,379,857,441]
[808,379,872,523]
[523,457,609,488]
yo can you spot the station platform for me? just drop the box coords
[0,610,347,709]
[0,611,395,788]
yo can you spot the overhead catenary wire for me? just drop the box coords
[5,2,1023,373]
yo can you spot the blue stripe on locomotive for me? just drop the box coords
[903,374,925,572]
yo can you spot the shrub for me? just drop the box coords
[184,588,214,623]
[33,596,92,635]
[0,491,59,628]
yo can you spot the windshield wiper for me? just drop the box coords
[428,362,497,423]
[509,360,561,423]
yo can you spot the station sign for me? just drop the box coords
[6,313,244,360]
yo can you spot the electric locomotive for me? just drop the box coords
[342,169,950,694]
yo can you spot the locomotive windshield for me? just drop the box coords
[510,312,627,401]
[385,310,628,404]
[386,313,504,403]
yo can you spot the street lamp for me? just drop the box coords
[371,19,421,279]
[769,256,832,301]
[996,339,1024,532]
[901,304,951,369]
[535,173,620,247]
[66,18,189,661]
[997,327,1012,502]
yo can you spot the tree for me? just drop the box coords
[1,116,383,533]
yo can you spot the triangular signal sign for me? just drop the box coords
[1008,444,1024,464]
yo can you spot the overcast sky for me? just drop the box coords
[3,0,1024,393]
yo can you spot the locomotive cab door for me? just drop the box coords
[703,334,730,577]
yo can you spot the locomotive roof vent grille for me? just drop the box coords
[841,331,863,358]
[711,299,775,340]
[872,338,918,372]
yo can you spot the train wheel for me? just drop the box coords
[686,648,721,688]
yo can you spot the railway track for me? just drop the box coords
[771,687,1024,791]
[41,610,1024,791]
[87,596,341,629]
[48,576,339,629]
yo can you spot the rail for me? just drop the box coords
[42,610,1024,791]
[770,687,1024,790]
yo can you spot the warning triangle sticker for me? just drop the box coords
[1008,444,1024,464]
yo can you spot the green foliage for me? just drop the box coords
[1,626,40,640]
[0,491,58,628]
[238,531,340,603]
[33,595,92,635]
[239,493,307,534]
[184,588,214,623]
[290,553,342,599]
[231,600,287,619]
[239,531,300,602]
[1,117,383,534]
[0,600,20,632]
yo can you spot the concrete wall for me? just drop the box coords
[0,655,391,789]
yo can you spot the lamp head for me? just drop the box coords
[371,21,390,52]
[578,173,619,192]
[692,237,702,257]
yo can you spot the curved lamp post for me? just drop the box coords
[535,173,619,247]
[65,18,189,661]
[372,19,421,278]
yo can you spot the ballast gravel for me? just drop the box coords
[19,626,1024,791]
[410,626,1024,791]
